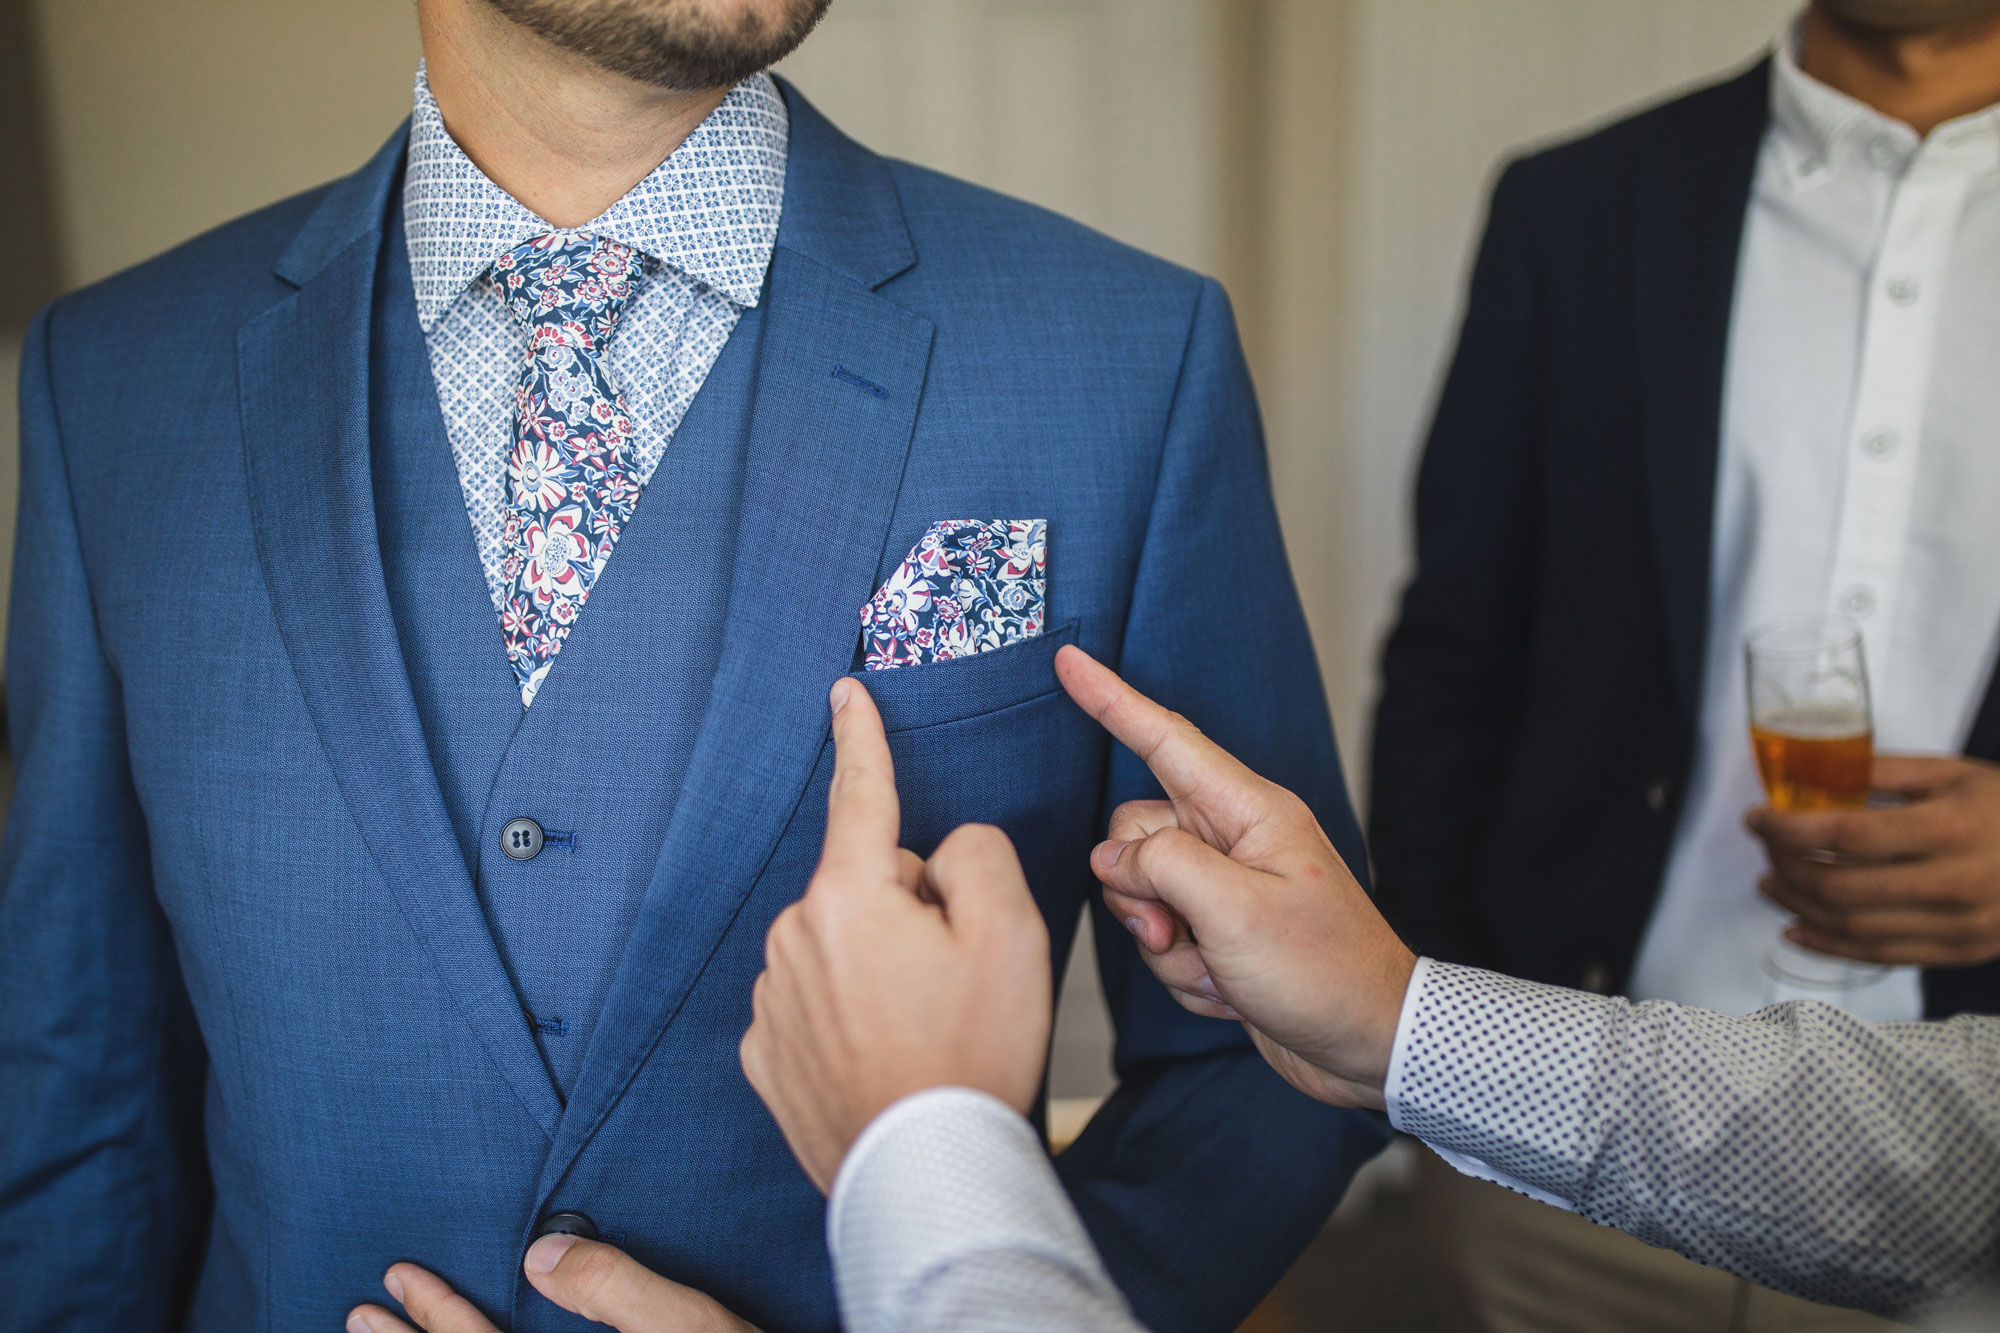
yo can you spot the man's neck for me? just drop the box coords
[420,0,730,228]
[1800,6,2000,136]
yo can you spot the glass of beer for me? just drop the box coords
[1745,613,1880,988]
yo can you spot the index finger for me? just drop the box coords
[1870,753,1970,796]
[1747,799,1942,862]
[1055,645,1260,806]
[820,677,902,883]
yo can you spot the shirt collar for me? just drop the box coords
[1768,14,2000,183]
[402,62,789,332]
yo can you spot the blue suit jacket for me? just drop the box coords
[0,84,1387,1331]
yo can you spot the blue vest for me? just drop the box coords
[369,223,761,1093]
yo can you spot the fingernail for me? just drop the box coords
[525,1232,581,1276]
[830,678,853,716]
[382,1269,405,1303]
[1093,841,1128,868]
[1123,916,1144,939]
[1784,925,1805,944]
[1197,973,1220,999]
[348,1317,372,1333]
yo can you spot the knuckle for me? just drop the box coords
[1107,799,1149,827]
[1122,832,1163,876]
[1271,787,1315,826]
[1823,817,1862,856]
[764,910,796,967]
[566,1243,624,1306]
[959,822,1016,858]
[798,893,840,938]
[1944,875,1982,909]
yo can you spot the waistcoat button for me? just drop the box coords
[501,817,545,861]
[532,1211,598,1242]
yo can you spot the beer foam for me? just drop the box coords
[1753,705,1870,740]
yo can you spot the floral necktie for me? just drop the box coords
[493,233,646,706]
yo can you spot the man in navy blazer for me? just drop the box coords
[0,0,1385,1329]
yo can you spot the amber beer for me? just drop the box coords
[1750,707,1872,811]
[1745,614,1876,985]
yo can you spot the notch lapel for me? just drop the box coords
[536,85,933,1194]
[1633,61,1769,722]
[239,134,562,1137]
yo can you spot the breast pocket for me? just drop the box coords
[861,621,1079,735]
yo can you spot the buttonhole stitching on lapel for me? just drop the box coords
[831,364,889,398]
[529,1014,570,1037]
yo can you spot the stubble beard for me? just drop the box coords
[481,0,834,91]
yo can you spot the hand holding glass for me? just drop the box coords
[1745,614,1882,988]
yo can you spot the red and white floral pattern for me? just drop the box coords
[497,233,645,705]
[860,520,1047,671]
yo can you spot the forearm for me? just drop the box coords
[1388,960,2000,1317]
[828,1089,1141,1333]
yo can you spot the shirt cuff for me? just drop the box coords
[827,1087,1124,1333]
[1382,954,1437,1121]
[1385,958,1598,1212]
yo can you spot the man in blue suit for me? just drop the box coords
[0,0,1386,1328]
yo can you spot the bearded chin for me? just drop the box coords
[483,0,835,91]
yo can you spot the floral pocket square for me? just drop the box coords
[859,519,1047,670]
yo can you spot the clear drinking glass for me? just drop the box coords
[1744,613,1884,990]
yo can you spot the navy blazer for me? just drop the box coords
[1370,61,2000,1018]
[0,84,1386,1331]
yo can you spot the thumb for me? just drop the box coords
[523,1235,756,1332]
[1092,825,1262,946]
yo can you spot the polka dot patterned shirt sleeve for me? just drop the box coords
[1386,959,2000,1319]
[827,1088,1143,1333]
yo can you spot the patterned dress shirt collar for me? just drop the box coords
[402,61,789,334]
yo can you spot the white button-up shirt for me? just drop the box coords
[1629,24,2000,1020]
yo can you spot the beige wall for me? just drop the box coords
[30,0,419,289]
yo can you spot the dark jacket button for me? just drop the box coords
[1645,778,1671,814]
[501,817,545,861]
[533,1211,597,1242]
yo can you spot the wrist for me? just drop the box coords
[1308,944,1419,1093]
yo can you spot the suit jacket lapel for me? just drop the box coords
[537,86,933,1193]
[1634,61,1770,722]
[1965,679,2000,759]
[239,129,563,1137]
